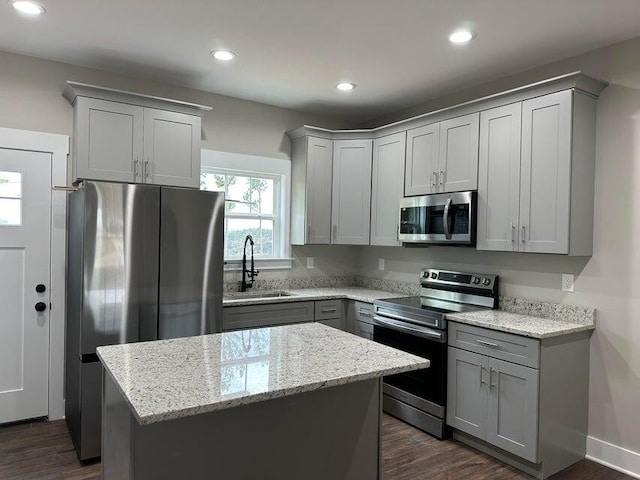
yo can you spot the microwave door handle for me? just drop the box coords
[443,198,452,239]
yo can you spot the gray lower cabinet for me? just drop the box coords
[347,301,374,339]
[222,301,314,331]
[315,299,346,330]
[447,321,591,479]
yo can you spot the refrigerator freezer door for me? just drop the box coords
[159,188,224,339]
[80,182,160,355]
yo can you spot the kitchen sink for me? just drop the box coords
[223,290,295,300]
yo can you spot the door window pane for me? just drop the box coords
[0,172,22,226]
[0,199,21,226]
[226,218,274,258]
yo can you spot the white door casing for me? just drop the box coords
[0,127,68,422]
[0,149,51,423]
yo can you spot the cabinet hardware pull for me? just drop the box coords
[144,160,151,179]
[431,171,438,188]
[511,223,516,243]
[480,366,488,386]
[358,309,372,316]
[133,158,139,178]
[439,170,445,187]
[490,367,497,388]
[476,339,499,348]
[321,307,337,313]
[397,223,400,241]
[522,225,526,244]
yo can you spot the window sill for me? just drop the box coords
[224,258,294,271]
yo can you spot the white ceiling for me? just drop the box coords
[2,0,640,122]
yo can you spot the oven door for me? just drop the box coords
[399,191,476,244]
[372,315,447,417]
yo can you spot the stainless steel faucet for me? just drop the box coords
[241,235,259,291]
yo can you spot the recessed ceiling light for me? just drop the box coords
[211,50,236,61]
[336,82,356,91]
[449,30,474,44]
[10,0,45,15]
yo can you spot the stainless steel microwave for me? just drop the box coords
[399,191,477,245]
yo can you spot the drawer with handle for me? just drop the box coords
[448,321,540,368]
[315,299,344,321]
[353,301,374,325]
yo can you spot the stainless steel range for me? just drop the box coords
[373,269,499,439]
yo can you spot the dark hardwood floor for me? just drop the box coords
[0,415,631,479]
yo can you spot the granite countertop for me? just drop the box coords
[223,287,403,306]
[446,310,596,339]
[97,323,429,425]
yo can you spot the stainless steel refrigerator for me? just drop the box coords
[65,181,224,461]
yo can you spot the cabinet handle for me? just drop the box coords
[397,223,400,241]
[480,366,488,386]
[490,367,497,389]
[431,171,438,188]
[511,223,516,243]
[358,309,372,317]
[133,158,139,178]
[476,339,499,348]
[522,225,526,244]
[144,160,151,179]
[321,307,337,313]
[439,170,445,187]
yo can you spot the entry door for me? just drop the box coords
[0,148,51,423]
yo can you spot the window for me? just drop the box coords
[0,171,22,226]
[201,150,291,270]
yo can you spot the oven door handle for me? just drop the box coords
[373,316,446,342]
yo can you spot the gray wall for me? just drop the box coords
[0,50,351,160]
[357,36,640,454]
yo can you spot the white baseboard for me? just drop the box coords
[586,436,640,479]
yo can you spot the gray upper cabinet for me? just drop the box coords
[143,109,201,188]
[371,132,406,246]
[73,97,144,184]
[405,123,439,196]
[290,136,333,245]
[477,103,522,251]
[64,81,211,188]
[478,89,596,255]
[331,139,372,245]
[439,113,480,193]
[404,113,479,196]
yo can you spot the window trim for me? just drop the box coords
[201,149,292,271]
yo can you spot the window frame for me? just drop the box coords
[201,149,292,271]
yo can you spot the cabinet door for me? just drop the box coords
[487,358,539,463]
[446,347,488,439]
[331,139,372,245]
[143,109,201,188]
[405,124,439,196]
[439,113,480,193]
[371,132,406,246]
[74,97,143,183]
[477,104,522,251]
[356,321,373,340]
[520,90,572,254]
[306,137,333,244]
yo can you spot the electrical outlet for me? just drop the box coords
[562,273,574,292]
[307,257,314,269]
[378,258,385,271]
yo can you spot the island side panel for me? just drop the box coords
[102,370,134,480]
[131,379,382,480]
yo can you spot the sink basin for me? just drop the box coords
[223,290,295,300]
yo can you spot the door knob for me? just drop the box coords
[35,302,47,312]
[36,284,46,293]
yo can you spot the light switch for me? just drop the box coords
[307,257,314,269]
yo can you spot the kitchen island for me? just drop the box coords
[97,322,429,480]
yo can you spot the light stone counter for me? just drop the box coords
[222,287,403,306]
[97,322,428,425]
[446,310,595,339]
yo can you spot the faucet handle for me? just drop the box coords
[252,269,260,278]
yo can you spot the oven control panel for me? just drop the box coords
[420,268,497,291]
